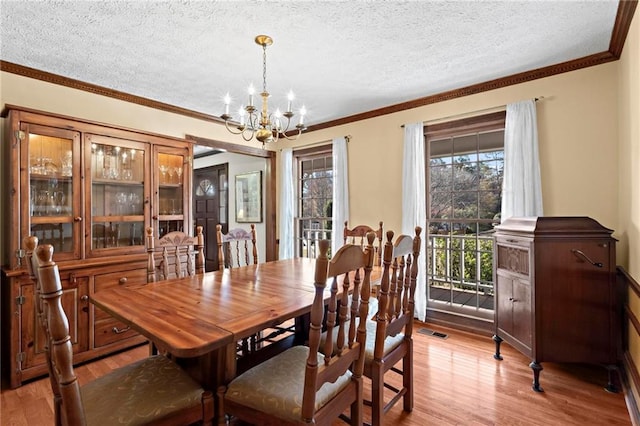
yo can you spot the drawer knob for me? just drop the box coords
[119,277,128,284]
[80,295,89,302]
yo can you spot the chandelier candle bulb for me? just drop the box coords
[239,108,246,126]
[224,93,231,116]
[287,91,294,113]
[248,85,255,107]
[299,106,307,125]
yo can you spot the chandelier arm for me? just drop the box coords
[241,127,255,142]
[223,119,245,135]
[279,128,303,141]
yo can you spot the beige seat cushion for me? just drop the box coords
[82,355,204,426]
[321,297,405,362]
[225,345,352,423]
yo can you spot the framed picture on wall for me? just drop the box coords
[235,171,262,223]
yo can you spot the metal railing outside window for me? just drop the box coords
[295,217,332,259]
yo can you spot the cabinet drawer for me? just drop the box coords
[495,235,530,249]
[94,317,139,348]
[94,268,147,321]
[95,268,147,291]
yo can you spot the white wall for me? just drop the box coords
[194,151,267,263]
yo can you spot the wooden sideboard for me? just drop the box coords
[1,106,194,387]
[492,216,620,392]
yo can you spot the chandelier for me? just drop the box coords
[221,35,306,147]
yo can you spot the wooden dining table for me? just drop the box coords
[91,257,382,421]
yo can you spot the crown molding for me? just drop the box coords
[1,0,636,133]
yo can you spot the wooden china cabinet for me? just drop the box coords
[492,217,620,393]
[1,106,193,388]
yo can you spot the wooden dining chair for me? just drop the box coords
[219,236,375,425]
[217,223,295,358]
[365,226,422,426]
[216,224,263,356]
[344,220,384,267]
[216,224,258,269]
[24,236,214,426]
[146,226,205,282]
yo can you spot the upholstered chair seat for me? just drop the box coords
[225,346,352,423]
[81,355,206,425]
[362,320,405,363]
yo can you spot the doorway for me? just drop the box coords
[188,135,277,264]
[193,163,228,271]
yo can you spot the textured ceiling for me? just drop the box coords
[0,1,620,128]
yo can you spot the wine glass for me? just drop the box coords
[175,167,183,184]
[167,166,175,184]
[159,165,168,184]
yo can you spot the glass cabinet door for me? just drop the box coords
[21,123,81,261]
[86,135,148,255]
[154,146,190,239]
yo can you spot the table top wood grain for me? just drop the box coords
[90,258,324,358]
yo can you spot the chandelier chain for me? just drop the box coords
[262,44,267,94]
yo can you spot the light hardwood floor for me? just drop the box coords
[1,322,632,425]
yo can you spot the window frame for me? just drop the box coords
[425,111,506,322]
[293,144,333,258]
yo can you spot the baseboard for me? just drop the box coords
[622,352,640,426]
[620,266,640,426]
[425,308,493,337]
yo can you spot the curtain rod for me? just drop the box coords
[401,96,545,128]
[281,135,351,151]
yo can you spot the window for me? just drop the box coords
[426,112,505,321]
[295,146,333,258]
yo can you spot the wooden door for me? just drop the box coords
[20,276,90,371]
[193,164,228,271]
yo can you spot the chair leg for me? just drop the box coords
[216,386,226,426]
[403,340,414,412]
[201,390,215,426]
[351,378,364,426]
[371,362,384,426]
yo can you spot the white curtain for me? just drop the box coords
[278,148,294,259]
[332,137,349,257]
[501,100,543,221]
[402,123,427,321]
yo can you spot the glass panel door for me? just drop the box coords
[154,146,190,238]
[86,135,147,255]
[22,123,81,261]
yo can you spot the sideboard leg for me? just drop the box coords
[530,361,543,392]
[492,334,503,360]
